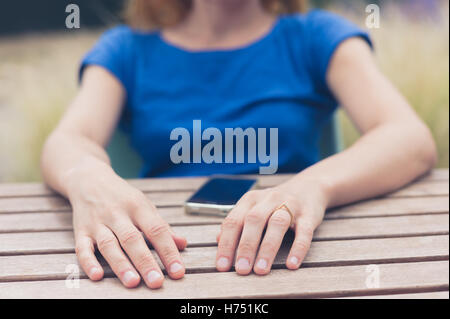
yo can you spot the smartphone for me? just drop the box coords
[185,177,258,216]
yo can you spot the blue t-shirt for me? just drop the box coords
[80,10,371,177]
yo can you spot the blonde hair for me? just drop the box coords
[126,0,308,29]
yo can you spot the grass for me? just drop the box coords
[0,4,448,182]
[0,31,101,181]
[337,2,449,169]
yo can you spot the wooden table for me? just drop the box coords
[0,170,448,299]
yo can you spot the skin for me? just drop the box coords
[41,0,438,287]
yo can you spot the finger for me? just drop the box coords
[254,209,291,275]
[138,215,185,280]
[214,191,256,249]
[95,226,141,288]
[286,218,315,270]
[75,234,104,281]
[234,199,279,275]
[215,198,255,272]
[169,228,188,251]
[136,218,187,251]
[111,221,164,289]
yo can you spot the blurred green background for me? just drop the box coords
[0,0,448,182]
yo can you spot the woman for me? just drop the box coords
[41,0,437,289]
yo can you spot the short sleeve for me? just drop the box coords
[79,25,135,133]
[79,25,134,94]
[305,10,373,88]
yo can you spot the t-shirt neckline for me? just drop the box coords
[156,17,282,54]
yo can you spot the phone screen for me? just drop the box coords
[186,177,257,206]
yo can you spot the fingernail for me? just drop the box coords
[217,257,230,269]
[170,262,183,274]
[147,271,162,284]
[89,267,101,278]
[236,258,251,272]
[123,270,139,284]
[256,258,268,270]
[289,256,299,266]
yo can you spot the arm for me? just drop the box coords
[215,38,437,275]
[41,66,187,289]
[289,38,437,208]
[41,66,122,197]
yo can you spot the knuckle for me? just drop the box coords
[123,191,146,211]
[75,245,89,261]
[218,239,235,252]
[238,241,257,255]
[269,212,291,227]
[77,253,91,266]
[243,190,258,201]
[123,199,139,211]
[96,236,116,251]
[158,245,179,263]
[284,192,297,201]
[294,239,310,252]
[268,189,283,201]
[119,229,143,246]
[134,253,156,270]
[145,222,170,238]
[145,201,157,212]
[74,244,83,255]
[115,259,132,271]
[289,198,303,214]
[222,216,242,230]
[261,241,279,254]
[245,210,263,224]
[103,208,123,223]
[301,223,315,239]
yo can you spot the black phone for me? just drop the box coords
[184,177,257,216]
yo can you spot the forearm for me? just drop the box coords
[40,130,114,198]
[287,122,437,208]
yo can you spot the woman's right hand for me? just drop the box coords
[66,162,187,289]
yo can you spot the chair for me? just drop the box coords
[107,116,343,178]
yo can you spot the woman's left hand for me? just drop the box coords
[215,179,328,275]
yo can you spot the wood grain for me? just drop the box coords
[0,261,447,298]
[341,291,449,299]
[1,195,448,233]
[0,169,447,299]
[0,214,447,255]
[0,209,224,233]
[0,235,447,282]
[326,196,449,219]
[0,189,447,217]
[0,170,447,199]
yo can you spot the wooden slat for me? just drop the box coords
[327,196,449,219]
[0,186,448,216]
[0,183,53,198]
[315,214,449,240]
[0,191,192,213]
[0,209,224,233]
[0,261,447,298]
[385,181,448,198]
[0,170,446,299]
[0,197,447,233]
[0,169,447,199]
[424,169,450,181]
[255,170,449,188]
[0,214,447,256]
[0,177,205,198]
[0,235,447,282]
[342,291,449,299]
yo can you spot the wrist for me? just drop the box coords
[62,157,115,199]
[277,174,332,210]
